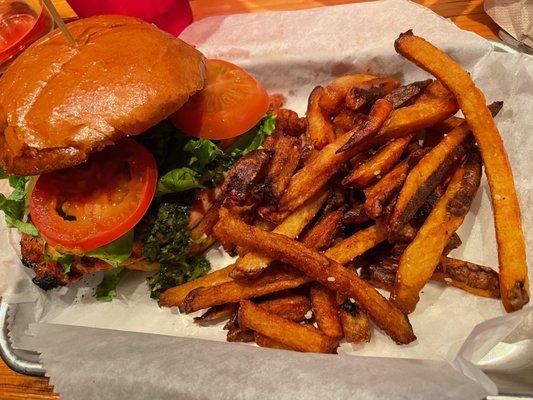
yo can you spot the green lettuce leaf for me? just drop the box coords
[156,167,203,196]
[95,267,124,302]
[184,139,224,170]
[0,175,38,236]
[226,114,276,158]
[86,230,134,268]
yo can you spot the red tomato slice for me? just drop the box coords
[30,139,157,253]
[171,59,269,140]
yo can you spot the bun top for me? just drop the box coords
[0,15,205,175]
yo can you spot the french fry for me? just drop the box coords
[259,294,311,321]
[254,333,293,350]
[325,224,388,265]
[337,98,393,153]
[363,148,430,219]
[391,150,483,313]
[188,204,220,255]
[333,109,367,135]
[337,294,372,343]
[319,74,377,113]
[159,264,235,308]
[387,124,471,235]
[232,189,328,279]
[274,89,458,218]
[310,285,343,339]
[261,134,301,204]
[342,134,414,188]
[306,86,336,149]
[183,265,311,313]
[362,255,500,299]
[345,77,401,111]
[383,79,433,109]
[395,31,528,312]
[433,257,500,298]
[188,188,220,230]
[225,295,311,343]
[301,208,345,251]
[215,209,416,344]
[432,101,503,135]
[238,300,339,353]
[342,203,370,226]
[194,303,238,326]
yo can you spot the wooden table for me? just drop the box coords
[0,0,500,398]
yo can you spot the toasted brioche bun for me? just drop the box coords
[0,15,205,176]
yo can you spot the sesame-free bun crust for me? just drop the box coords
[0,15,205,175]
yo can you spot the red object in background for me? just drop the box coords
[67,0,193,36]
[0,1,53,71]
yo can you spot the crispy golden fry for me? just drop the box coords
[383,79,433,109]
[325,224,388,265]
[268,93,286,113]
[342,134,413,188]
[216,209,416,344]
[254,333,293,350]
[363,148,430,219]
[387,124,472,235]
[345,77,400,111]
[184,265,311,313]
[337,98,393,153]
[395,31,528,312]
[336,294,372,343]
[188,204,220,255]
[307,86,336,149]
[159,264,235,308]
[238,300,339,353]
[310,285,343,339]
[261,134,301,205]
[232,189,328,279]
[391,150,482,313]
[274,90,458,219]
[259,294,311,321]
[301,208,345,251]
[194,303,238,326]
[319,74,377,113]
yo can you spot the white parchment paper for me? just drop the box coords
[1,0,532,397]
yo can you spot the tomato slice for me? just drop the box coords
[30,139,157,253]
[171,59,269,140]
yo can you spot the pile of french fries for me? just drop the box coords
[160,32,529,353]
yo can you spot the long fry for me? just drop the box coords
[159,264,235,307]
[395,31,528,312]
[238,300,339,353]
[184,265,310,312]
[232,189,328,279]
[301,208,344,251]
[391,150,482,313]
[215,208,416,344]
[325,224,388,265]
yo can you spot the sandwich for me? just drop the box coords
[0,15,273,300]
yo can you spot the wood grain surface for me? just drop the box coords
[0,0,499,398]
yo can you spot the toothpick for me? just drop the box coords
[41,0,77,47]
